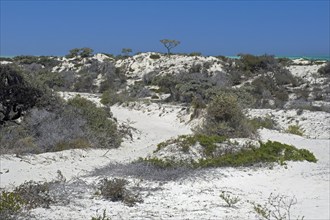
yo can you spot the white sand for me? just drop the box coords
[1,100,329,219]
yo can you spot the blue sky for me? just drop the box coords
[1,0,329,56]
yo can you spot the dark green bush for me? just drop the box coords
[238,54,278,73]
[149,54,161,59]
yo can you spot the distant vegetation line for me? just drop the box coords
[1,54,329,61]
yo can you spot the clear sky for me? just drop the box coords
[1,0,329,57]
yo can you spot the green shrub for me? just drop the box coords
[68,96,121,148]
[197,141,317,168]
[201,93,256,138]
[143,139,316,169]
[156,134,226,156]
[0,181,55,219]
[286,125,304,136]
[0,191,24,219]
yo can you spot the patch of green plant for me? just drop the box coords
[0,191,25,218]
[196,141,316,168]
[286,125,304,136]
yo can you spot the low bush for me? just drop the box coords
[219,191,240,208]
[197,141,316,168]
[98,178,142,207]
[0,191,24,219]
[0,181,54,219]
[156,134,226,156]
[142,140,316,169]
[149,54,161,59]
[13,181,54,209]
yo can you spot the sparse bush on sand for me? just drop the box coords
[91,209,111,220]
[252,193,305,220]
[0,181,55,220]
[97,178,142,207]
[219,191,240,208]
[286,124,304,136]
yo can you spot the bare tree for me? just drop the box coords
[160,39,180,56]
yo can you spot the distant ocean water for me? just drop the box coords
[226,55,330,61]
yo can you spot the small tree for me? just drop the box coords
[80,47,94,58]
[66,48,94,58]
[160,39,180,56]
[121,48,132,57]
[67,48,80,58]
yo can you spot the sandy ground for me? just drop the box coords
[0,95,329,219]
